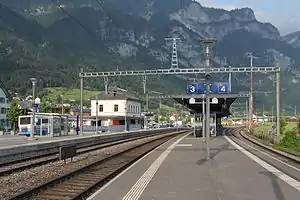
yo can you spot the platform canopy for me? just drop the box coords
[171,94,239,118]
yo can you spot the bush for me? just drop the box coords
[278,128,300,151]
[280,113,288,134]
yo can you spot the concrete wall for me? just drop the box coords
[0,128,182,165]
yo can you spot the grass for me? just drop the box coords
[252,122,297,135]
[44,87,100,103]
[251,122,300,153]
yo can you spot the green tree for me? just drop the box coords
[41,101,50,113]
[280,113,288,134]
[6,98,23,131]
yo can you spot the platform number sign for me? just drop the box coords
[187,83,198,94]
[209,83,218,93]
[186,82,230,94]
[217,82,229,94]
[198,83,205,94]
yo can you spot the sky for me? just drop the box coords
[197,0,300,36]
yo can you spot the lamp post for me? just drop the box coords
[96,94,98,134]
[30,78,36,139]
[124,102,127,131]
[205,73,211,160]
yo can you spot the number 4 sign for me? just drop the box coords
[218,83,229,93]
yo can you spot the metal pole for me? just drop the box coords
[294,105,297,116]
[245,99,248,121]
[205,85,210,160]
[202,98,205,140]
[104,76,108,95]
[250,55,253,129]
[271,106,274,124]
[276,64,280,143]
[193,113,196,136]
[158,98,161,128]
[30,78,36,138]
[143,76,147,129]
[80,68,84,135]
[229,65,232,92]
[61,95,64,114]
[146,94,149,111]
[262,104,264,124]
[124,103,127,131]
[143,76,146,94]
[176,109,179,132]
[96,95,98,134]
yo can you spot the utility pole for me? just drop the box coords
[262,104,264,124]
[249,54,254,129]
[30,78,36,139]
[228,65,232,92]
[271,106,274,124]
[202,98,205,140]
[205,76,211,160]
[158,98,162,128]
[294,105,297,116]
[276,63,280,143]
[104,76,108,95]
[245,100,248,121]
[80,68,84,135]
[96,94,98,134]
[124,102,127,132]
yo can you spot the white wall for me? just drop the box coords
[0,88,11,126]
[90,99,141,118]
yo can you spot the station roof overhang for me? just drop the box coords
[171,94,239,118]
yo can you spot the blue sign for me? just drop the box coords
[34,104,40,113]
[210,83,218,93]
[36,107,40,113]
[198,83,205,94]
[187,83,198,94]
[217,82,229,93]
[186,82,230,94]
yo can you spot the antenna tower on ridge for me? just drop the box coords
[165,37,180,69]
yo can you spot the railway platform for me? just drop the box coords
[0,132,97,148]
[88,131,300,200]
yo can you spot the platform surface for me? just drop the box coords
[88,131,300,200]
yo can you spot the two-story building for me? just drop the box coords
[90,86,143,131]
[0,80,12,130]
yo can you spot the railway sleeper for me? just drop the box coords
[35,194,70,200]
[38,190,76,197]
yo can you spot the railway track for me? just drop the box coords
[0,131,172,177]
[8,130,189,200]
[228,127,300,167]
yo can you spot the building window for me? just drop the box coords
[114,104,118,112]
[99,105,103,112]
[0,107,5,114]
[0,98,5,103]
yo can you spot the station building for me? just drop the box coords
[89,86,143,132]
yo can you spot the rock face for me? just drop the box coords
[1,0,300,112]
[282,31,300,48]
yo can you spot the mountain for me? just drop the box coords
[282,31,300,48]
[1,0,300,114]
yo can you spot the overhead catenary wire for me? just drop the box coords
[50,0,96,38]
